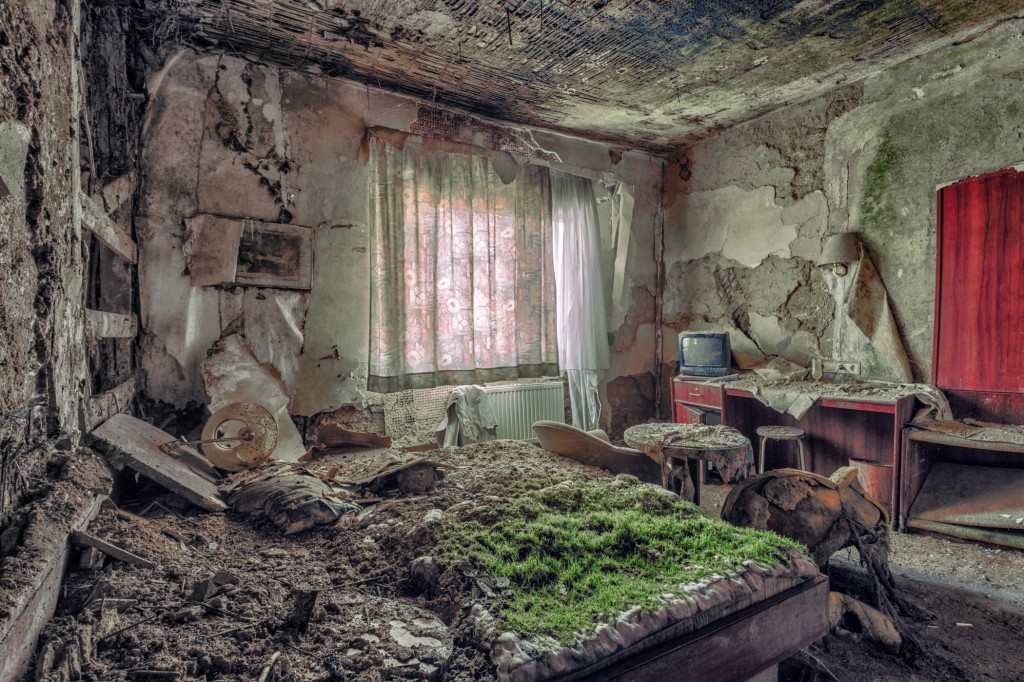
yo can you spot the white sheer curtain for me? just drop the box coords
[551,170,608,430]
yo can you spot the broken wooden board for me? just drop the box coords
[329,449,439,491]
[71,531,155,569]
[89,414,227,511]
[83,377,136,432]
[80,191,137,263]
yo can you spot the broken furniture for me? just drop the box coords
[757,425,807,473]
[722,467,902,650]
[900,168,1024,544]
[671,375,918,517]
[531,420,662,485]
[88,413,227,512]
[899,422,1024,547]
[0,451,111,682]
[623,423,753,505]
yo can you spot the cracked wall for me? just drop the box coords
[0,1,86,515]
[138,49,662,438]
[662,18,1024,384]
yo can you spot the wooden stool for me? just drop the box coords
[757,426,806,473]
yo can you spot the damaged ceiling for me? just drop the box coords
[167,0,1024,150]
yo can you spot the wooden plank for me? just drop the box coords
[85,308,137,339]
[88,414,227,512]
[560,576,829,682]
[819,398,896,414]
[0,494,105,682]
[70,530,155,569]
[84,377,135,432]
[80,192,136,263]
[907,427,1024,453]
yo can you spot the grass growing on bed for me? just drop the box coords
[439,477,804,644]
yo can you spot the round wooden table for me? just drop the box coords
[623,423,754,504]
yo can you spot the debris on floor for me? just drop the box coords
[29,440,813,681]
[722,466,909,650]
[223,464,360,535]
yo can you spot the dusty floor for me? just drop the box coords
[28,454,1024,681]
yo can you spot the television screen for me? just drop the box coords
[678,332,731,377]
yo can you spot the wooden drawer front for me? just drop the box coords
[673,380,723,409]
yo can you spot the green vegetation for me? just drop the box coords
[439,478,804,644]
[859,125,906,244]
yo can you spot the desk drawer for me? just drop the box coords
[672,380,723,409]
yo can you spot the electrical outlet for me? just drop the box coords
[822,360,861,375]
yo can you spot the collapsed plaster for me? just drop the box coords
[662,20,1024,383]
[137,49,662,440]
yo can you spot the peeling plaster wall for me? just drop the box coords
[663,18,1024,386]
[0,0,86,513]
[137,49,662,437]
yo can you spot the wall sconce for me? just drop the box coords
[817,233,862,276]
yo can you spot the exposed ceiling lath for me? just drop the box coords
[172,0,1023,149]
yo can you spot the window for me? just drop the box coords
[366,135,558,392]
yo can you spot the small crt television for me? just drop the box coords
[678,331,731,377]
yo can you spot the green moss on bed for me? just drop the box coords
[439,478,804,644]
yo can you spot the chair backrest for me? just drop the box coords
[532,420,662,486]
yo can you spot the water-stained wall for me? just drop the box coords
[137,50,664,438]
[662,18,1024,389]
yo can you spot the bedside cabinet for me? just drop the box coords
[671,377,723,425]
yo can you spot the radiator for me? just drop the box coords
[485,382,565,440]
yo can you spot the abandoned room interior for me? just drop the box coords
[4,0,1024,680]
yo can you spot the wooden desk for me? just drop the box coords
[671,377,916,518]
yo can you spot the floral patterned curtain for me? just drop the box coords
[367,135,558,392]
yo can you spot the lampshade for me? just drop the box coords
[817,233,861,275]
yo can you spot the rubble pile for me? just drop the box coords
[32,440,813,681]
